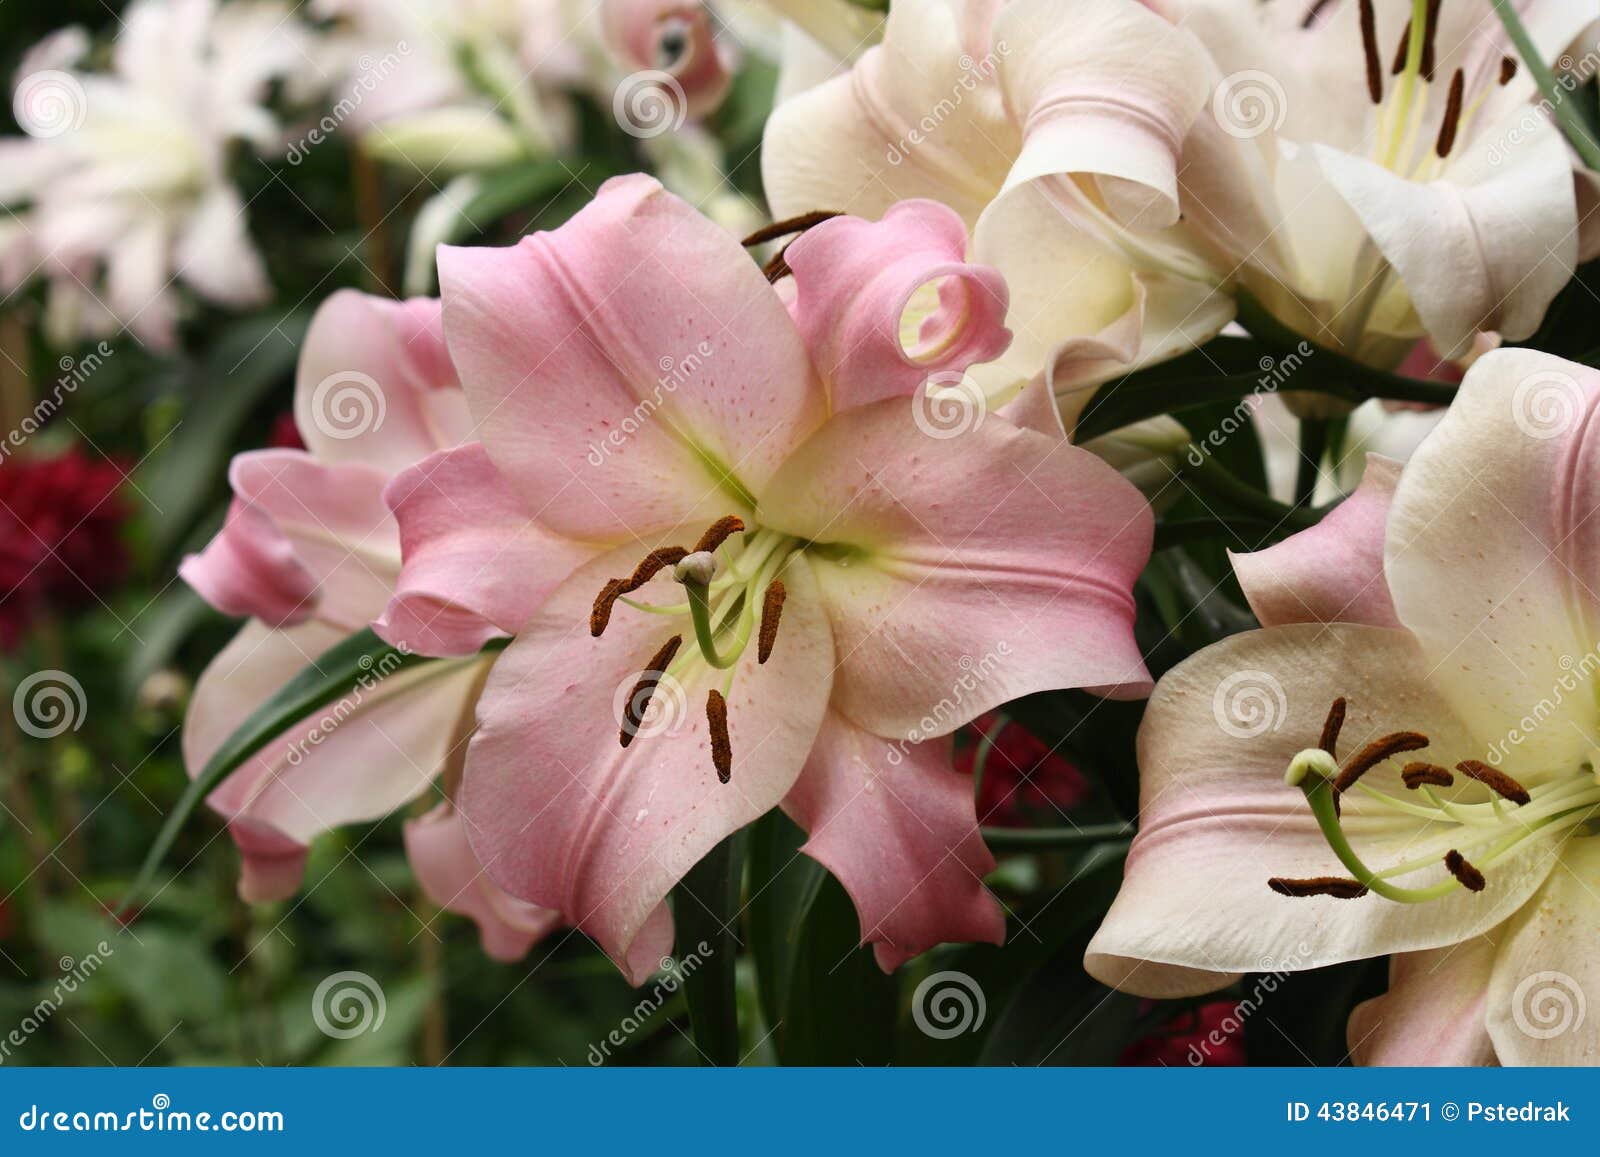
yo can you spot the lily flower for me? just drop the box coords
[760,0,1236,428]
[377,173,1154,979]
[0,0,307,348]
[1087,347,1600,1064]
[1166,0,1599,369]
[178,289,562,961]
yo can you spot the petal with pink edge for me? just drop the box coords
[1230,454,1402,630]
[1085,624,1555,999]
[783,711,1005,971]
[758,399,1153,740]
[459,544,833,980]
[404,804,563,962]
[785,200,1010,411]
[293,290,471,473]
[1347,940,1498,1066]
[180,497,320,626]
[376,443,599,657]
[437,174,824,544]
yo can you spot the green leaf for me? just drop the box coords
[746,810,826,1031]
[671,829,747,1066]
[1488,0,1600,171]
[120,628,457,913]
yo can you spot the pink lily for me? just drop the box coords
[376,173,1154,980]
[1087,347,1600,1064]
[179,289,560,961]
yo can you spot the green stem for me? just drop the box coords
[1182,451,1323,530]
[672,831,746,1066]
[1300,776,1455,902]
[684,579,743,669]
[982,822,1134,851]
[1488,0,1600,171]
[1295,419,1328,508]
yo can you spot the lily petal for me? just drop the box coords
[1348,940,1499,1066]
[782,711,1005,971]
[759,398,1153,739]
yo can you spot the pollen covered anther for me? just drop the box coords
[1455,760,1532,806]
[1500,55,1518,85]
[693,515,745,554]
[757,580,786,664]
[1359,0,1383,103]
[741,210,843,248]
[1332,730,1430,794]
[1444,849,1486,892]
[1319,697,1347,758]
[1435,68,1465,157]
[1401,761,1455,790]
[706,689,732,783]
[619,635,683,748]
[590,546,691,636]
[1268,876,1369,899]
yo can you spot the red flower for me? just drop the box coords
[267,412,304,450]
[1121,1000,1248,1066]
[0,451,129,648]
[954,712,1088,827]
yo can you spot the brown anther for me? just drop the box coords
[1301,0,1333,30]
[589,546,690,637]
[1444,849,1486,892]
[1332,730,1430,794]
[1319,696,1347,758]
[1420,0,1442,80]
[1401,761,1455,790]
[762,243,796,284]
[1500,55,1519,86]
[1390,23,1409,75]
[1455,760,1532,806]
[1268,876,1369,899]
[1359,0,1383,103]
[1435,68,1465,157]
[741,211,843,248]
[757,580,786,665]
[706,689,731,783]
[619,635,683,748]
[693,515,746,555]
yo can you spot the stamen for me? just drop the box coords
[763,244,796,284]
[1500,56,1519,85]
[1319,696,1347,757]
[1435,68,1465,157]
[694,515,745,554]
[620,635,683,748]
[1419,0,1441,81]
[1390,24,1409,75]
[706,689,732,783]
[590,546,690,636]
[1301,0,1333,30]
[1444,849,1486,892]
[1401,761,1454,790]
[1456,760,1532,806]
[741,211,842,248]
[1332,730,1429,794]
[1268,876,1369,899]
[1359,0,1383,103]
[757,579,786,664]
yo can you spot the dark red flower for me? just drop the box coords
[267,412,304,450]
[0,451,129,649]
[1121,1000,1248,1066]
[954,712,1088,827]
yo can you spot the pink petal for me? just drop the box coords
[784,200,1010,411]
[601,0,735,120]
[459,543,834,979]
[1348,942,1498,1066]
[375,443,598,657]
[404,804,563,962]
[757,399,1153,739]
[181,449,398,632]
[1229,454,1402,630]
[227,816,309,904]
[783,711,1005,971]
[293,290,471,474]
[437,174,825,543]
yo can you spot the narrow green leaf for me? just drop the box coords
[1489,0,1600,171]
[672,829,747,1066]
[746,810,827,1033]
[777,871,897,1065]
